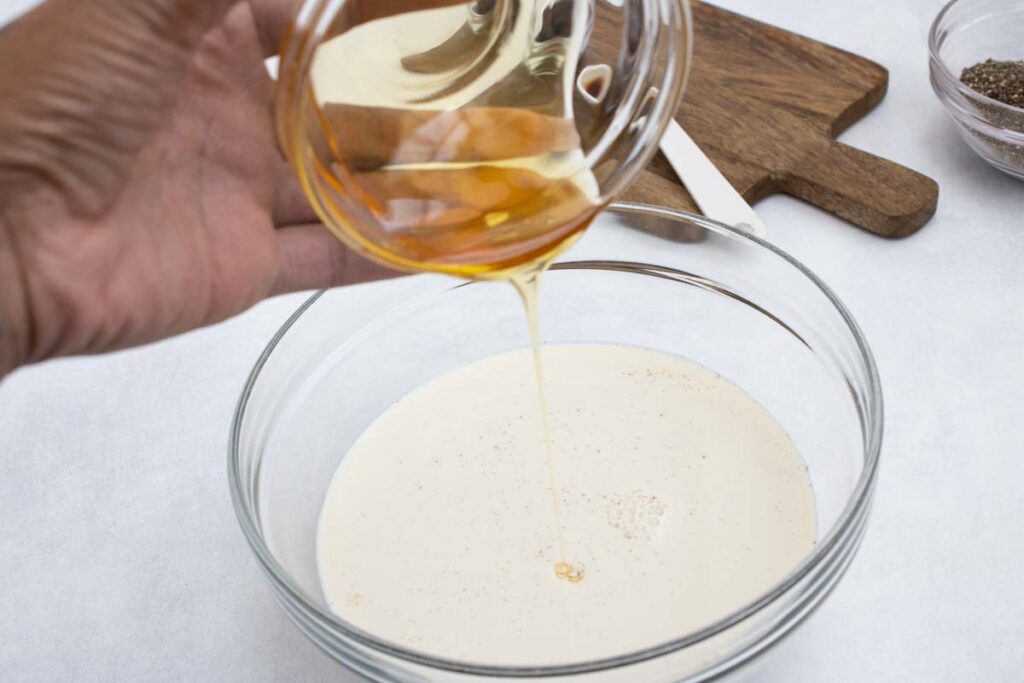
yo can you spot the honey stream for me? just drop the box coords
[512,267,584,583]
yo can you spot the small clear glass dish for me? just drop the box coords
[228,205,882,682]
[929,0,1024,180]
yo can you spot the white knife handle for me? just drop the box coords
[660,120,768,238]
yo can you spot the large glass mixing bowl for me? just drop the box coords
[229,205,883,682]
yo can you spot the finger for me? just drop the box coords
[272,223,403,295]
[272,160,320,226]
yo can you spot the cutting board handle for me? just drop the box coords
[783,140,939,238]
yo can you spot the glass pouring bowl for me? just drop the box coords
[229,205,883,682]
[274,0,692,277]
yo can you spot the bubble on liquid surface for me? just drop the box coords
[605,490,667,541]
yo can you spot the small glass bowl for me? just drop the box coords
[229,205,883,682]
[929,0,1024,180]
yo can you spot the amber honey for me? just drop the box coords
[305,104,601,278]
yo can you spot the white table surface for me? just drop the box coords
[2,1,1023,681]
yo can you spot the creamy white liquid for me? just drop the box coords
[317,344,816,666]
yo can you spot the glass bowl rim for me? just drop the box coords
[928,0,1024,140]
[228,203,884,677]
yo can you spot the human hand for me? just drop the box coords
[0,0,397,378]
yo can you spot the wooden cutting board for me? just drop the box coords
[618,2,939,238]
